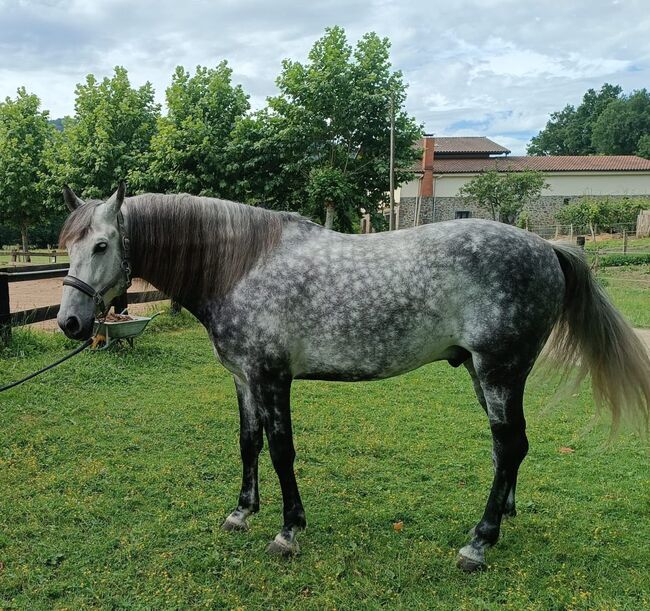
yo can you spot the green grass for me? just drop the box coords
[598,264,650,327]
[1,314,648,609]
[585,236,650,254]
[0,252,69,266]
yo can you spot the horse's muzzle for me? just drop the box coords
[58,313,94,341]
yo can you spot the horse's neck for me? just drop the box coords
[125,196,286,305]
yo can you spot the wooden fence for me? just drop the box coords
[0,264,165,344]
[1,250,67,263]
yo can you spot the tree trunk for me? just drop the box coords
[21,224,30,263]
[324,201,335,230]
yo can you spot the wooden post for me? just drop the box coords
[389,92,395,231]
[623,230,628,254]
[0,273,11,345]
[569,224,573,240]
[554,224,559,239]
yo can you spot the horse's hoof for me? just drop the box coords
[266,533,300,557]
[221,514,249,532]
[456,545,486,572]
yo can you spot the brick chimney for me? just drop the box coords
[421,135,434,197]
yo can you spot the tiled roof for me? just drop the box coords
[431,155,650,173]
[423,136,511,155]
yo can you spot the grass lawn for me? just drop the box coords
[1,311,648,609]
[585,235,650,254]
[0,252,69,266]
[597,264,650,327]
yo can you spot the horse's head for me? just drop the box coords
[57,183,131,340]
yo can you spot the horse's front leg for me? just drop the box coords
[258,374,306,556]
[222,378,264,532]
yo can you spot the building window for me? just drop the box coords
[455,211,471,219]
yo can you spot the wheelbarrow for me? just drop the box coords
[92,312,162,349]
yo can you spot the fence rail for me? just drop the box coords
[529,223,650,255]
[0,265,165,344]
[1,249,67,263]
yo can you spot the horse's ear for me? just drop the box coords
[63,185,85,212]
[106,181,126,214]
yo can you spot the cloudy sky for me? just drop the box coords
[0,0,647,154]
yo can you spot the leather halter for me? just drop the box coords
[62,210,132,315]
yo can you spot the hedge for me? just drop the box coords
[596,253,650,267]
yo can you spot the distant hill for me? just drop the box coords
[49,118,64,131]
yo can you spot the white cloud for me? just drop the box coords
[0,0,648,155]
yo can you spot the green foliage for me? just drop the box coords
[527,84,622,155]
[50,67,160,200]
[516,210,531,229]
[6,28,422,234]
[529,84,650,157]
[555,197,650,229]
[132,62,249,197]
[591,89,650,155]
[598,253,650,267]
[459,169,548,224]
[636,133,650,159]
[0,87,57,250]
[229,27,422,230]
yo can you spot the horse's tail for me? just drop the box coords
[547,242,650,433]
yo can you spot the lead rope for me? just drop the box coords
[0,337,93,393]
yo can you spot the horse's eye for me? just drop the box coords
[94,242,108,254]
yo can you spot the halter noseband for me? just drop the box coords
[62,210,132,315]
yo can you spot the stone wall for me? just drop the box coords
[398,194,649,230]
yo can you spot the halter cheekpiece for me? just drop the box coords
[62,210,132,314]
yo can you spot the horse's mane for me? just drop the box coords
[61,193,297,303]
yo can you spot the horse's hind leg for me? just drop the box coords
[464,360,517,518]
[457,356,529,572]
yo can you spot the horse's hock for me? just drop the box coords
[637,210,650,238]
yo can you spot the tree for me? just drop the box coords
[527,84,622,155]
[637,134,650,159]
[229,27,422,231]
[459,169,548,224]
[133,61,249,197]
[591,89,650,155]
[0,88,56,259]
[555,197,649,238]
[52,67,160,199]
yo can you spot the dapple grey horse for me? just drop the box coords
[58,184,650,571]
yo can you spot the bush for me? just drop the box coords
[597,253,650,267]
[556,197,650,230]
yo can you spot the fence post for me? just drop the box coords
[623,230,628,254]
[554,224,559,239]
[569,224,573,240]
[0,273,11,345]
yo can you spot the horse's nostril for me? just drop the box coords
[65,316,81,335]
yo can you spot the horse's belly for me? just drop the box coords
[291,326,460,381]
